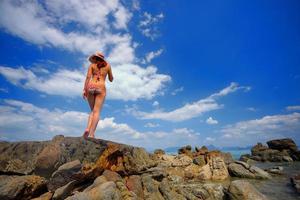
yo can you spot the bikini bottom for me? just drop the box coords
[87,83,101,95]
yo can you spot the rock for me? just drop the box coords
[0,141,48,175]
[198,163,212,180]
[251,143,269,156]
[0,135,112,177]
[126,175,144,199]
[141,174,164,200]
[178,145,193,157]
[195,145,208,153]
[102,169,122,182]
[282,156,293,162]
[220,152,235,165]
[115,180,136,200]
[176,182,225,200]
[171,154,193,167]
[227,180,269,200]
[0,175,47,200]
[199,156,229,181]
[202,183,226,200]
[193,155,206,167]
[158,178,186,200]
[66,181,121,200]
[228,161,271,179]
[31,192,53,200]
[48,159,82,191]
[94,142,156,175]
[267,138,298,152]
[153,149,165,155]
[265,166,284,175]
[290,174,300,193]
[143,166,168,181]
[52,180,77,200]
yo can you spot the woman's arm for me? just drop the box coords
[108,64,114,82]
[84,64,92,90]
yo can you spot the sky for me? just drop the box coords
[0,0,300,151]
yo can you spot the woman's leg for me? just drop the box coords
[86,92,96,132]
[89,93,106,138]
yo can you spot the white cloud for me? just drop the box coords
[139,12,164,40]
[205,137,216,142]
[286,105,300,111]
[0,99,203,150]
[144,122,160,128]
[206,117,218,125]
[171,86,184,95]
[0,0,134,56]
[218,112,300,146]
[143,49,163,63]
[0,64,171,101]
[152,101,159,107]
[127,82,250,122]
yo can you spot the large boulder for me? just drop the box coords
[291,174,300,193]
[267,138,298,152]
[0,135,156,178]
[47,160,82,191]
[228,161,271,179]
[227,180,268,200]
[0,175,47,200]
[199,156,229,181]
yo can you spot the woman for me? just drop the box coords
[82,51,113,139]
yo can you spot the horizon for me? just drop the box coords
[0,0,300,150]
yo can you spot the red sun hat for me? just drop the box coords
[88,51,107,64]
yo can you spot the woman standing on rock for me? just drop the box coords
[82,51,113,139]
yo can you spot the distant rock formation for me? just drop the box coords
[0,135,278,199]
[240,138,300,162]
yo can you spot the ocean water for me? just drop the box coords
[249,161,300,200]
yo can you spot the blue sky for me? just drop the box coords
[0,0,300,151]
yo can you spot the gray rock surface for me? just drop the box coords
[228,180,269,200]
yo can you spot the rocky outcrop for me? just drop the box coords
[0,175,47,200]
[240,138,300,162]
[0,135,277,199]
[228,161,271,179]
[227,180,269,200]
[291,174,300,193]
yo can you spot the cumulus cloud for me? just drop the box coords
[0,0,133,57]
[152,101,159,107]
[0,64,171,100]
[206,117,218,125]
[143,49,163,63]
[218,112,300,146]
[138,12,164,40]
[144,122,160,128]
[127,82,250,122]
[171,86,184,95]
[0,99,204,150]
[286,105,300,111]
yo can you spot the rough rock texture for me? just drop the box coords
[267,138,298,152]
[290,174,300,193]
[0,135,282,199]
[240,138,300,162]
[48,159,82,191]
[0,135,109,177]
[199,156,229,181]
[228,161,271,179]
[227,180,269,200]
[0,175,47,200]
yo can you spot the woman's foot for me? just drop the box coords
[83,129,89,139]
[89,133,95,138]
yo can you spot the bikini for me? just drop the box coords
[87,63,104,95]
